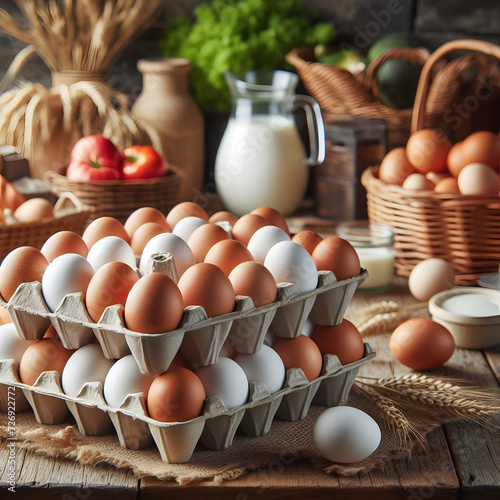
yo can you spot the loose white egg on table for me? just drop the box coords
[247,225,291,264]
[312,406,381,463]
[235,345,286,394]
[408,258,455,302]
[264,241,318,293]
[103,354,155,408]
[139,232,195,277]
[86,235,136,271]
[172,216,207,242]
[196,357,249,409]
[41,253,94,312]
[61,343,114,398]
[0,323,33,369]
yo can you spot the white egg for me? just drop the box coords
[41,253,94,312]
[86,235,136,271]
[235,345,286,394]
[264,241,318,293]
[196,357,249,409]
[139,232,196,277]
[312,406,381,463]
[172,216,207,242]
[61,344,114,398]
[103,354,155,408]
[301,317,315,337]
[247,225,291,264]
[0,323,33,369]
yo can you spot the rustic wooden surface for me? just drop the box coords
[0,274,499,498]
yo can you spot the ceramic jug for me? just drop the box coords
[214,70,325,216]
[132,58,204,203]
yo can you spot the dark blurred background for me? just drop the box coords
[0,0,498,99]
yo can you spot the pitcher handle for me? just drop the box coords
[293,95,326,166]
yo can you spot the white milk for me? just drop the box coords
[355,246,395,290]
[214,115,308,216]
[441,294,500,317]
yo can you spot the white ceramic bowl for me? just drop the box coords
[428,287,500,349]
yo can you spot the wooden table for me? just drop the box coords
[1,276,499,499]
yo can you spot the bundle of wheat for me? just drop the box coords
[0,0,162,179]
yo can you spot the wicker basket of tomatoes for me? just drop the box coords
[46,135,181,226]
[361,40,500,285]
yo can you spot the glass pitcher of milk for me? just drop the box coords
[214,70,325,216]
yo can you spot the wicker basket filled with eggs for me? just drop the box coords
[0,174,90,261]
[362,39,500,285]
[0,202,374,463]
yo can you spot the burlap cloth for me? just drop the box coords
[0,384,449,485]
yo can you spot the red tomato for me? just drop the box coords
[120,145,168,180]
[66,134,122,181]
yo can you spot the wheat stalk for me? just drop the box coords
[0,0,161,72]
[359,374,500,424]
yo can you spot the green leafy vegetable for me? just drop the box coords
[161,0,335,113]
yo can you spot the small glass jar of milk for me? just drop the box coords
[337,221,395,292]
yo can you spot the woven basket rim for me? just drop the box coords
[362,166,500,204]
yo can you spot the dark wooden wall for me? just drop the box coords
[0,0,499,100]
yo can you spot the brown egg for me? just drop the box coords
[232,213,269,246]
[18,338,75,385]
[0,175,25,211]
[130,222,169,255]
[312,237,360,281]
[187,223,230,261]
[378,147,416,184]
[204,239,254,275]
[168,350,192,371]
[291,230,323,255]
[124,207,170,238]
[272,334,323,382]
[457,163,500,196]
[228,261,277,307]
[146,367,206,422]
[166,201,209,229]
[86,261,140,322]
[124,272,184,334]
[408,258,455,302]
[82,216,130,249]
[447,142,466,178]
[0,246,49,301]
[0,305,12,325]
[208,210,238,226]
[402,173,435,190]
[406,129,451,174]
[311,319,364,365]
[250,206,290,234]
[177,262,235,317]
[434,176,460,194]
[41,231,89,261]
[390,318,455,370]
[14,198,54,222]
[460,130,500,170]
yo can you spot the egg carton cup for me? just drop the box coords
[0,343,375,463]
[0,266,368,376]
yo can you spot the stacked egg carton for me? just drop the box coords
[0,255,374,463]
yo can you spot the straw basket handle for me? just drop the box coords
[364,47,430,101]
[411,39,500,133]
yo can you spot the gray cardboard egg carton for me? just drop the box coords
[0,342,374,463]
[0,252,368,376]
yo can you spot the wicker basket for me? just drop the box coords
[0,192,90,260]
[286,41,500,149]
[361,39,500,285]
[46,169,181,226]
